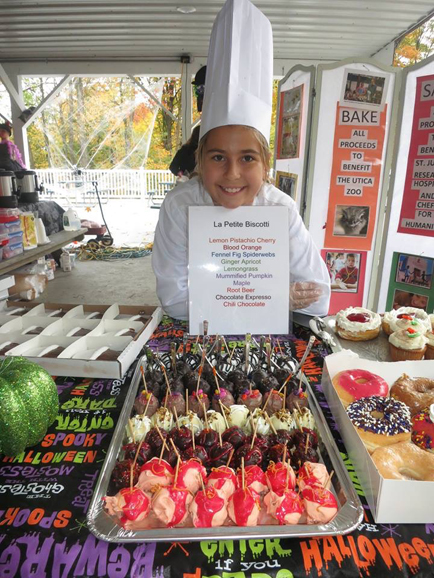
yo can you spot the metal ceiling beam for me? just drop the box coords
[22,75,72,129]
[0,63,25,110]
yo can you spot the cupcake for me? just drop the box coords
[389,315,428,335]
[382,307,431,336]
[425,330,434,360]
[335,307,381,341]
[388,328,427,361]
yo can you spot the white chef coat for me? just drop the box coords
[152,177,330,320]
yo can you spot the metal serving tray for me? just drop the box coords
[316,316,391,362]
[87,356,363,542]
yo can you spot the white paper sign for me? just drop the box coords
[188,206,290,335]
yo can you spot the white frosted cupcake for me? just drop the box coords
[335,307,381,341]
[389,316,429,335]
[429,314,434,330]
[383,307,431,336]
[425,330,434,360]
[389,328,427,361]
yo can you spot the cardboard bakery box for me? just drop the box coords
[1,302,163,379]
[322,350,434,523]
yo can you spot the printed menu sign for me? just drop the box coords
[324,103,387,250]
[398,74,434,237]
[188,206,289,335]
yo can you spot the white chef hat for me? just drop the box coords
[199,0,273,143]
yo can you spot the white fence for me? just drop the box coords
[35,168,176,201]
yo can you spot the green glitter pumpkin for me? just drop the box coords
[0,356,59,456]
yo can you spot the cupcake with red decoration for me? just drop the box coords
[382,306,431,336]
[425,330,434,360]
[335,307,381,341]
[389,327,427,361]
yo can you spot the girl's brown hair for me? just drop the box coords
[195,125,271,182]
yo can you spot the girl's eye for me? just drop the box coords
[243,155,256,162]
[211,154,225,162]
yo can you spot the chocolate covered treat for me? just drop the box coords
[268,443,287,463]
[188,390,210,417]
[292,447,319,470]
[196,429,219,453]
[245,433,270,454]
[182,445,208,465]
[111,459,140,490]
[222,426,246,449]
[290,427,318,450]
[269,429,292,447]
[184,372,211,397]
[169,377,185,394]
[286,389,309,411]
[237,388,262,411]
[122,442,152,465]
[212,388,235,412]
[208,441,234,468]
[169,426,193,452]
[133,392,159,417]
[145,427,168,453]
[258,374,279,394]
[166,392,186,416]
[250,368,268,387]
[234,444,263,468]
[263,390,284,415]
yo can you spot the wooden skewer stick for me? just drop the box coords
[128,418,136,443]
[226,448,234,468]
[228,343,236,365]
[140,365,148,393]
[278,373,293,393]
[143,392,153,418]
[265,412,277,435]
[218,430,223,447]
[241,457,245,490]
[305,433,310,454]
[174,455,181,486]
[212,367,221,394]
[325,470,335,490]
[250,414,260,450]
[219,401,229,429]
[185,390,189,414]
[159,363,172,395]
[283,445,287,465]
[191,422,196,449]
[173,406,180,429]
[202,402,209,429]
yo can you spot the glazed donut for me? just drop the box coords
[371,441,434,481]
[411,404,434,453]
[335,307,381,341]
[332,369,388,407]
[347,396,411,453]
[390,374,434,416]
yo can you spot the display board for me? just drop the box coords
[273,65,315,214]
[305,59,398,313]
[376,55,434,313]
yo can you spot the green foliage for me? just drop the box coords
[394,17,434,67]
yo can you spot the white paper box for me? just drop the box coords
[1,302,163,379]
[322,350,434,523]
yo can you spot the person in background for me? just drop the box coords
[0,122,26,171]
[153,0,330,321]
[332,253,359,290]
[169,66,206,179]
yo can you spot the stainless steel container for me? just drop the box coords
[0,170,17,196]
[87,357,363,542]
[15,170,39,194]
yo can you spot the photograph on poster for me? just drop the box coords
[392,289,429,311]
[340,69,388,111]
[325,251,362,292]
[395,253,433,289]
[275,171,298,200]
[277,85,303,159]
[333,205,370,237]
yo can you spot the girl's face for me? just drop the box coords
[0,129,10,141]
[201,125,266,209]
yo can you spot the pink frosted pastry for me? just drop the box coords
[177,459,207,494]
[297,462,329,491]
[332,369,389,407]
[264,489,304,525]
[302,486,338,524]
[104,487,151,527]
[227,488,261,526]
[237,464,267,494]
[152,486,193,527]
[136,458,174,492]
[206,466,237,500]
[212,388,235,411]
[265,461,296,493]
[190,486,228,527]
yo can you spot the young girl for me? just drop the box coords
[152,123,330,320]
